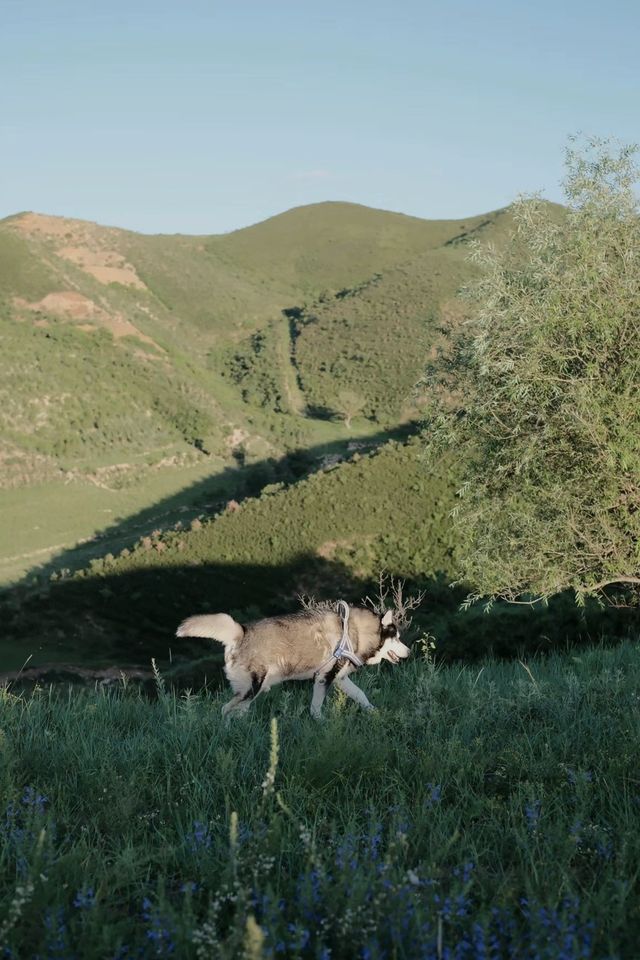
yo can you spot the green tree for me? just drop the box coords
[335,388,365,429]
[423,137,640,603]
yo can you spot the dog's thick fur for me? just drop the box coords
[176,606,410,717]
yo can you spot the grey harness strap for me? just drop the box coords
[332,600,363,668]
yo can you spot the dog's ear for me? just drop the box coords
[381,609,394,627]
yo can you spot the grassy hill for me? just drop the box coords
[3,431,632,675]
[206,201,503,294]
[208,207,518,424]
[0,206,439,476]
[291,250,469,422]
[0,201,520,583]
[0,436,456,668]
[0,201,519,476]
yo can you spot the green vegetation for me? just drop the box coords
[116,231,288,338]
[206,201,495,296]
[291,254,466,424]
[2,181,640,957]
[423,138,640,603]
[214,211,516,427]
[0,314,223,464]
[4,436,634,674]
[0,458,229,586]
[0,231,54,299]
[2,641,639,957]
[220,320,295,414]
[0,200,516,585]
[0,202,515,477]
[1,437,457,667]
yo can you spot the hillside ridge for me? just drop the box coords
[2,200,510,238]
[0,199,519,585]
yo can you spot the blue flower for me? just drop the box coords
[141,898,175,957]
[22,787,48,812]
[187,820,213,854]
[425,784,442,806]
[525,800,542,832]
[43,907,69,959]
[179,881,200,894]
[73,887,95,909]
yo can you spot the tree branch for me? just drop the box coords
[590,576,640,592]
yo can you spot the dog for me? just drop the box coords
[176,604,410,717]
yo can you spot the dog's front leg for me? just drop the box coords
[335,675,376,712]
[310,677,328,719]
[310,661,341,719]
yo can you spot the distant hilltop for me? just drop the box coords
[0,199,522,489]
[0,198,542,585]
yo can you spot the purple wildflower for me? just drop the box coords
[73,887,95,909]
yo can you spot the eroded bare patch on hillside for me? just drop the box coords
[316,535,376,579]
[316,535,373,560]
[10,213,147,289]
[226,427,249,449]
[13,292,164,354]
[11,212,92,239]
[58,246,146,289]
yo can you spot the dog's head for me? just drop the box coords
[365,610,411,666]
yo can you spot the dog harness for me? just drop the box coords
[332,600,363,668]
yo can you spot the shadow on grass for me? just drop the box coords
[1,550,636,682]
[7,421,418,590]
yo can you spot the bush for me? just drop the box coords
[423,137,640,603]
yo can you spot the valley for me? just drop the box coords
[0,201,510,590]
[3,198,606,682]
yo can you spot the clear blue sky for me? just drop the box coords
[2,0,639,234]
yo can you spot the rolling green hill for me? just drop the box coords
[0,202,507,478]
[209,207,519,423]
[1,435,458,670]
[206,201,501,294]
[1,198,630,674]
[0,201,520,584]
[3,432,631,676]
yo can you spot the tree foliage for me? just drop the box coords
[423,137,640,603]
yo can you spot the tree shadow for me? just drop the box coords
[7,421,418,590]
[1,554,385,676]
[2,549,636,684]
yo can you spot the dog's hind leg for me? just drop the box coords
[335,675,376,712]
[223,670,268,717]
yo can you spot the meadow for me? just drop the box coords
[1,639,639,958]
[2,194,637,960]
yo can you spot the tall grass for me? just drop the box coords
[1,640,638,957]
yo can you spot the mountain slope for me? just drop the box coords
[0,202,514,479]
[0,200,519,585]
[1,436,459,668]
[4,430,626,674]
[207,201,500,295]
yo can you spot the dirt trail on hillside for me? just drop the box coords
[281,316,306,414]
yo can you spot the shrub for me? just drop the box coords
[423,137,640,603]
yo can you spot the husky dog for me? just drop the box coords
[176,605,410,717]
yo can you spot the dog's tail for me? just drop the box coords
[176,613,244,647]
